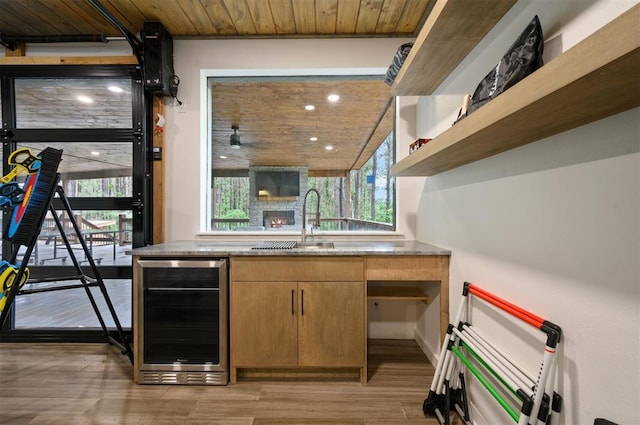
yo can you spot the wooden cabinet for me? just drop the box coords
[230,257,365,383]
[231,281,298,367]
[297,281,364,367]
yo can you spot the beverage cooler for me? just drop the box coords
[134,258,228,385]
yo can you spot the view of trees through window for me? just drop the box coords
[212,132,394,231]
[64,177,132,225]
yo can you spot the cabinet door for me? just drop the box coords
[297,281,365,367]
[230,282,298,367]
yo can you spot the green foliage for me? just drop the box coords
[61,177,132,229]
[221,209,248,219]
[214,177,250,218]
[375,201,393,223]
[70,177,132,198]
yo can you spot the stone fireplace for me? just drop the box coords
[248,166,308,230]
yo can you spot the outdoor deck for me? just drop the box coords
[12,240,133,329]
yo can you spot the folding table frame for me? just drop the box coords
[423,282,562,425]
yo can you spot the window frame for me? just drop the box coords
[203,68,399,236]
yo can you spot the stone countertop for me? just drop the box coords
[129,240,451,257]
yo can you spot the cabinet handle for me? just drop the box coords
[301,289,304,315]
[291,289,295,315]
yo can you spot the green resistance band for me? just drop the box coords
[460,341,522,400]
[451,345,519,422]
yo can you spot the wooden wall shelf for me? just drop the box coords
[392,4,640,177]
[368,286,430,304]
[391,0,516,96]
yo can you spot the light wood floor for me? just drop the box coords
[0,339,465,425]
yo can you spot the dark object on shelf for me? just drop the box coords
[461,15,544,120]
[384,42,414,86]
[410,138,431,154]
[594,419,619,425]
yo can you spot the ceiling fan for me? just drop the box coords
[228,125,265,149]
[230,125,241,149]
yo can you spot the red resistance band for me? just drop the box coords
[466,283,545,330]
[465,282,561,348]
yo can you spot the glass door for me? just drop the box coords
[0,65,151,339]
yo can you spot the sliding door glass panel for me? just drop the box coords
[14,78,132,128]
[13,279,131,328]
[16,209,132,268]
[17,142,132,196]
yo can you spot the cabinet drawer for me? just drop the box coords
[231,256,364,282]
[366,256,449,281]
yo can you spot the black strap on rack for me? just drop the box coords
[0,181,133,363]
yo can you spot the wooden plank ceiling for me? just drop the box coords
[211,78,393,173]
[0,0,434,173]
[0,0,431,38]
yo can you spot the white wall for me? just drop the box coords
[408,1,639,424]
[165,38,414,242]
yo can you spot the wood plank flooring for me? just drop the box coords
[0,339,464,424]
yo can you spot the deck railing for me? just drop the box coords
[211,217,393,232]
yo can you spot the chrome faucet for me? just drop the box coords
[301,188,320,243]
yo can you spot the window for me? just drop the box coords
[14,78,132,128]
[307,133,395,231]
[207,72,396,233]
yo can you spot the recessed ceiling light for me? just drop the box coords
[325,145,334,151]
[77,95,93,104]
[90,151,100,156]
[309,137,318,141]
[305,104,315,111]
[108,85,123,93]
[328,94,340,102]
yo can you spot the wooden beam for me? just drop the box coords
[212,169,250,178]
[5,43,26,56]
[152,97,166,244]
[308,170,348,178]
[0,56,138,65]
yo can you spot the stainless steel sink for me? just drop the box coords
[251,241,335,250]
[295,242,335,249]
